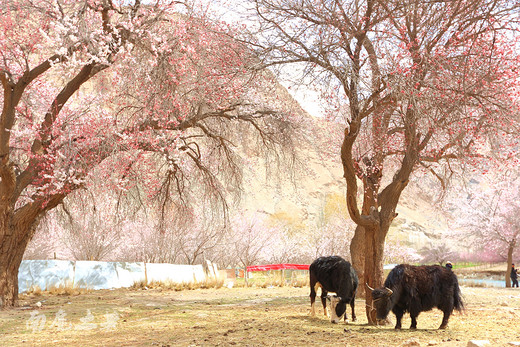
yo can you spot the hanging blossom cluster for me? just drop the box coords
[2,0,294,213]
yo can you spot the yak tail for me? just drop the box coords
[454,278,464,312]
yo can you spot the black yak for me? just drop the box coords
[369,264,464,329]
[309,256,358,323]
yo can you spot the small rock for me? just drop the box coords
[34,301,42,308]
[428,340,438,346]
[467,340,490,347]
[402,338,421,346]
[508,342,520,346]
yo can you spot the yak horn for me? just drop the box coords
[366,283,375,292]
[384,287,393,296]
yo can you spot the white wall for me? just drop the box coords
[18,260,219,293]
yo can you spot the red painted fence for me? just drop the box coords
[246,264,310,272]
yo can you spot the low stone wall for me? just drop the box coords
[18,259,219,293]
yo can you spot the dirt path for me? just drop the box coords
[2,285,520,346]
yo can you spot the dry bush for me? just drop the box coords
[48,282,91,296]
[290,278,309,288]
[199,278,225,289]
[23,285,43,297]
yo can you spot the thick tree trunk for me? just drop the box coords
[350,226,365,296]
[348,177,405,325]
[363,224,386,325]
[363,225,377,324]
[0,194,63,308]
[341,111,413,323]
[0,226,32,307]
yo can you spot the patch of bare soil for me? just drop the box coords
[2,284,520,346]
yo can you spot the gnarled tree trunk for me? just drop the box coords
[0,193,64,307]
[349,225,365,296]
[343,123,414,324]
[0,218,39,307]
[0,230,30,307]
[351,217,391,324]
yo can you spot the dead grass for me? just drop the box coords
[24,282,92,297]
[130,277,225,292]
[233,271,309,288]
[2,284,520,346]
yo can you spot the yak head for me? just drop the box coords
[368,284,394,324]
[326,295,346,323]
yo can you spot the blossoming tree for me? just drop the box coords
[452,170,520,287]
[0,0,297,307]
[250,0,520,322]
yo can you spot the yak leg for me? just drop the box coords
[393,307,404,329]
[310,281,319,316]
[409,300,421,329]
[320,288,328,316]
[350,297,356,322]
[439,309,452,329]
[409,306,420,329]
[410,315,418,329]
[438,298,454,329]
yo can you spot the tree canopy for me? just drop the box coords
[0,0,300,307]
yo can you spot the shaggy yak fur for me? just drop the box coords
[370,264,464,329]
[309,256,358,323]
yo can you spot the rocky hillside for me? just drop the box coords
[237,89,454,252]
[242,73,455,249]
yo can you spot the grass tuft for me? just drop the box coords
[24,285,43,296]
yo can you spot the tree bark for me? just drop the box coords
[363,225,377,324]
[0,224,34,307]
[0,192,64,307]
[350,225,365,296]
[362,223,387,324]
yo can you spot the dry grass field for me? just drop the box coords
[2,282,520,347]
